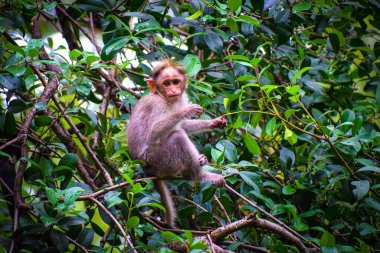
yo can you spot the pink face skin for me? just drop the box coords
[155,67,187,103]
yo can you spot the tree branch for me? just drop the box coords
[225,185,319,250]
[13,75,59,231]
[210,214,311,253]
[89,197,138,253]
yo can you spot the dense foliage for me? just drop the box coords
[0,0,379,252]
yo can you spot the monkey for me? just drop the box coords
[127,61,227,227]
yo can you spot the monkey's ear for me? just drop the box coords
[147,78,156,92]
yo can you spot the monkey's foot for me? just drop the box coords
[198,154,208,166]
[202,172,225,188]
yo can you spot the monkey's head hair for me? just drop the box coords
[151,60,187,84]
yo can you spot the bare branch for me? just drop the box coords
[89,197,138,253]
[67,236,88,253]
[225,185,319,250]
[210,214,312,253]
[30,64,97,189]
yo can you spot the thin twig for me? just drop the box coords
[0,136,22,151]
[89,197,138,253]
[175,195,224,226]
[207,234,216,253]
[67,236,89,253]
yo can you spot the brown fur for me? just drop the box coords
[127,61,226,227]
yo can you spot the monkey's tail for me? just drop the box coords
[154,180,176,227]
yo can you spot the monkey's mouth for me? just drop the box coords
[168,94,180,98]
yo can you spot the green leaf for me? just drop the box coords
[351,180,370,200]
[244,133,261,154]
[132,183,144,194]
[239,171,260,192]
[201,183,217,203]
[50,229,69,252]
[232,116,243,129]
[292,2,311,12]
[265,118,276,135]
[75,0,111,12]
[6,65,26,76]
[228,0,242,12]
[285,128,297,145]
[291,67,312,84]
[0,150,11,158]
[35,101,48,111]
[358,166,380,173]
[127,216,140,229]
[211,148,224,164]
[226,18,238,33]
[84,109,98,126]
[250,112,261,128]
[101,37,130,61]
[46,187,60,206]
[8,99,28,113]
[223,55,250,62]
[341,109,355,122]
[191,81,213,95]
[27,39,43,50]
[123,12,155,20]
[69,49,83,60]
[162,231,183,243]
[76,228,94,247]
[105,191,123,208]
[182,54,202,77]
[40,157,53,178]
[185,8,203,20]
[282,185,296,195]
[216,140,238,162]
[237,15,260,27]
[59,153,78,167]
[285,85,300,95]
[223,97,229,109]
[250,57,262,68]
[321,231,336,247]
[329,33,340,54]
[204,30,223,55]
[139,202,166,212]
[184,230,194,245]
[86,55,100,65]
[64,187,84,205]
[34,115,53,127]
[0,73,26,92]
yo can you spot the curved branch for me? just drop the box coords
[210,214,312,253]
[89,197,138,253]
[225,185,319,250]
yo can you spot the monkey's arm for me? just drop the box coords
[148,104,203,144]
[182,116,227,135]
[181,119,214,134]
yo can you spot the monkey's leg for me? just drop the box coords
[167,133,225,187]
[198,154,208,166]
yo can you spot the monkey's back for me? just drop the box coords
[127,94,155,159]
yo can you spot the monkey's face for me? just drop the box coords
[155,67,187,103]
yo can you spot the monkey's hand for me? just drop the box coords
[210,116,228,129]
[182,103,203,118]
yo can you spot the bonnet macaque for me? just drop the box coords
[127,61,227,227]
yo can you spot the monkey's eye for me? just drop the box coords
[163,81,171,87]
[172,79,180,85]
